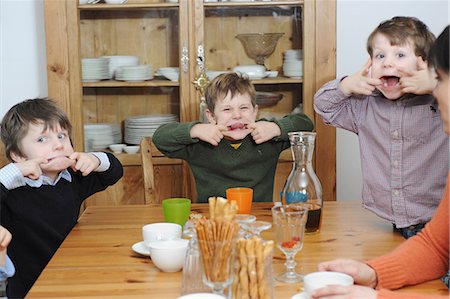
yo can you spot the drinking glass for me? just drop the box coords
[242,220,272,238]
[198,239,236,297]
[271,205,308,283]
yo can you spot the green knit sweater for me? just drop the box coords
[152,113,314,203]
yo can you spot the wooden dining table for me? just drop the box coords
[27,201,448,298]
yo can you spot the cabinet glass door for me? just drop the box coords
[78,2,186,151]
[199,1,304,120]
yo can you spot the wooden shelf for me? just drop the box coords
[82,79,179,88]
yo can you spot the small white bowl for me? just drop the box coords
[109,143,126,153]
[233,64,266,78]
[105,0,127,4]
[148,239,188,272]
[142,222,182,247]
[123,145,140,154]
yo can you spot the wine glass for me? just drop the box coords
[242,220,272,238]
[271,204,308,283]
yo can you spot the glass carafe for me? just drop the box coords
[281,132,323,233]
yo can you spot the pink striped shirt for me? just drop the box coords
[314,78,449,228]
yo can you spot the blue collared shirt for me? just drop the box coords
[0,152,110,189]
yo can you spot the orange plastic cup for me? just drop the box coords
[226,187,253,214]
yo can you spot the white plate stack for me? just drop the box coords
[124,114,178,144]
[115,65,154,82]
[101,55,139,78]
[283,49,303,79]
[81,58,111,82]
[84,123,122,151]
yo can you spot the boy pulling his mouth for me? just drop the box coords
[314,16,448,239]
[153,72,314,202]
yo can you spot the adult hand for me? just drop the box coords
[318,259,378,288]
[340,59,382,96]
[248,121,281,144]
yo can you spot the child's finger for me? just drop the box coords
[360,58,372,76]
[397,67,413,77]
[217,125,229,132]
[36,157,49,166]
[416,56,427,70]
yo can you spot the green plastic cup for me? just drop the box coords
[162,198,191,228]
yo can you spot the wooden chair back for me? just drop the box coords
[140,137,186,204]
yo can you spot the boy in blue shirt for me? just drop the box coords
[0,98,123,298]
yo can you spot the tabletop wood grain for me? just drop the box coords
[27,201,448,298]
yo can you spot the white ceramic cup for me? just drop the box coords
[142,223,182,247]
[304,271,354,298]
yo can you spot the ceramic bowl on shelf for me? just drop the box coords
[123,145,140,154]
[233,64,266,79]
[105,0,127,3]
[255,91,283,108]
[157,67,180,82]
[109,143,126,154]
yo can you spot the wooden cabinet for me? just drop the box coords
[43,0,336,206]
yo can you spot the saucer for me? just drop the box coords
[132,241,150,256]
[291,292,308,299]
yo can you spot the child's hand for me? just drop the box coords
[69,152,100,176]
[340,59,382,96]
[190,123,227,146]
[399,57,437,95]
[15,158,48,180]
[248,121,281,144]
[0,226,12,250]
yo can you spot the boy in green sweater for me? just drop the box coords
[152,72,314,202]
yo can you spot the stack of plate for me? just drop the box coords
[84,123,122,151]
[115,65,153,82]
[124,114,178,144]
[81,58,111,82]
[101,55,139,78]
[283,49,303,79]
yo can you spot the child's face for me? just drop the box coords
[206,91,258,141]
[370,33,421,100]
[13,121,74,177]
[433,68,450,134]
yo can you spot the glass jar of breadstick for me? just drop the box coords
[232,236,274,299]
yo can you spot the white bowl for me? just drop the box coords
[304,271,354,295]
[148,239,189,272]
[142,222,182,247]
[265,70,278,78]
[233,65,266,78]
[109,143,126,153]
[123,145,140,154]
[105,0,127,4]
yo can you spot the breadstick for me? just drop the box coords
[232,241,241,298]
[209,197,216,220]
[239,239,250,299]
[255,238,266,299]
[246,238,258,299]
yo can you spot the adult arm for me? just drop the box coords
[367,176,449,290]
